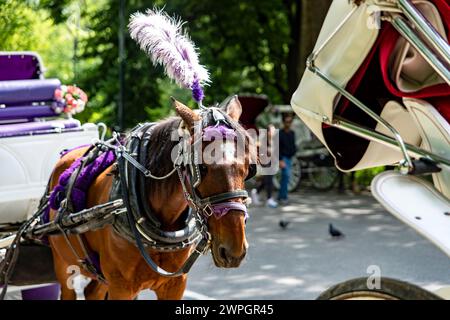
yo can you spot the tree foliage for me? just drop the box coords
[1,0,332,130]
[0,0,76,83]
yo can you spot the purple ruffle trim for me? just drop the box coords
[49,147,116,212]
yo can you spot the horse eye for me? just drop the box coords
[199,164,208,177]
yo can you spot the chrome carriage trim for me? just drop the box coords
[331,116,450,168]
[307,60,414,172]
[0,235,16,249]
[389,15,450,86]
[398,0,450,66]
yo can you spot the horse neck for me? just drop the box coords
[145,118,188,227]
[148,180,188,227]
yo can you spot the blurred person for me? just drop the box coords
[278,114,296,204]
[251,124,278,208]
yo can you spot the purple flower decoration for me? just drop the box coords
[191,79,204,103]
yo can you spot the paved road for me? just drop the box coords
[143,190,450,300]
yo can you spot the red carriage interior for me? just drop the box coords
[322,0,449,171]
[237,94,270,131]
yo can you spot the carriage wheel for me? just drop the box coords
[308,164,339,191]
[316,277,442,300]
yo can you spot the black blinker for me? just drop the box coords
[245,164,257,181]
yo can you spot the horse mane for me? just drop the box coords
[145,116,183,200]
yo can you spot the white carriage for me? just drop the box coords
[0,51,101,299]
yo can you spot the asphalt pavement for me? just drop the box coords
[8,189,449,300]
[140,189,450,300]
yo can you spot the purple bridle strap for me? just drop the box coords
[210,202,248,220]
[203,125,237,140]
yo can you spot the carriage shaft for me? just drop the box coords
[25,200,123,238]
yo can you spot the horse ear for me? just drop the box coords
[220,95,242,121]
[171,97,201,129]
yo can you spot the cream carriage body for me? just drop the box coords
[292,0,450,299]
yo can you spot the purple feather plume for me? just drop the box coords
[129,8,210,102]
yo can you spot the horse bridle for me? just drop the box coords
[175,119,252,222]
[108,107,254,277]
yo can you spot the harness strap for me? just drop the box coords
[76,235,105,282]
[54,145,107,282]
[137,124,161,229]
[0,187,51,300]
[0,172,78,299]
[125,124,162,229]
[117,156,208,277]
[197,190,248,206]
[118,126,178,180]
[122,124,199,244]
[55,199,106,282]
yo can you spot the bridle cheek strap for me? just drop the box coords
[210,202,248,220]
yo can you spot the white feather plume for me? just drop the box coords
[128,8,210,90]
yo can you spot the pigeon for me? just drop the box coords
[329,223,345,238]
[279,220,290,229]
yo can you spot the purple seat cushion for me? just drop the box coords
[0,105,57,121]
[0,119,80,138]
[21,284,60,300]
[0,53,42,81]
[0,79,61,105]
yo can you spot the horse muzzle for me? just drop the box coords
[212,240,247,268]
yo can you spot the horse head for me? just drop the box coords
[172,96,254,268]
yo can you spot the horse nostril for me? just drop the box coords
[219,246,228,262]
[241,247,247,259]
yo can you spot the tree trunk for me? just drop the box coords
[286,0,332,103]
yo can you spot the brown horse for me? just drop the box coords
[47,96,252,300]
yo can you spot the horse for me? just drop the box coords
[47,96,253,300]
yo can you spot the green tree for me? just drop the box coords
[3,0,333,130]
[74,0,332,128]
[73,0,173,129]
[0,0,39,50]
[0,0,79,83]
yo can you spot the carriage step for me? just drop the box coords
[371,171,450,258]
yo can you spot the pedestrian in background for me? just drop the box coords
[278,114,297,205]
[251,124,278,208]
